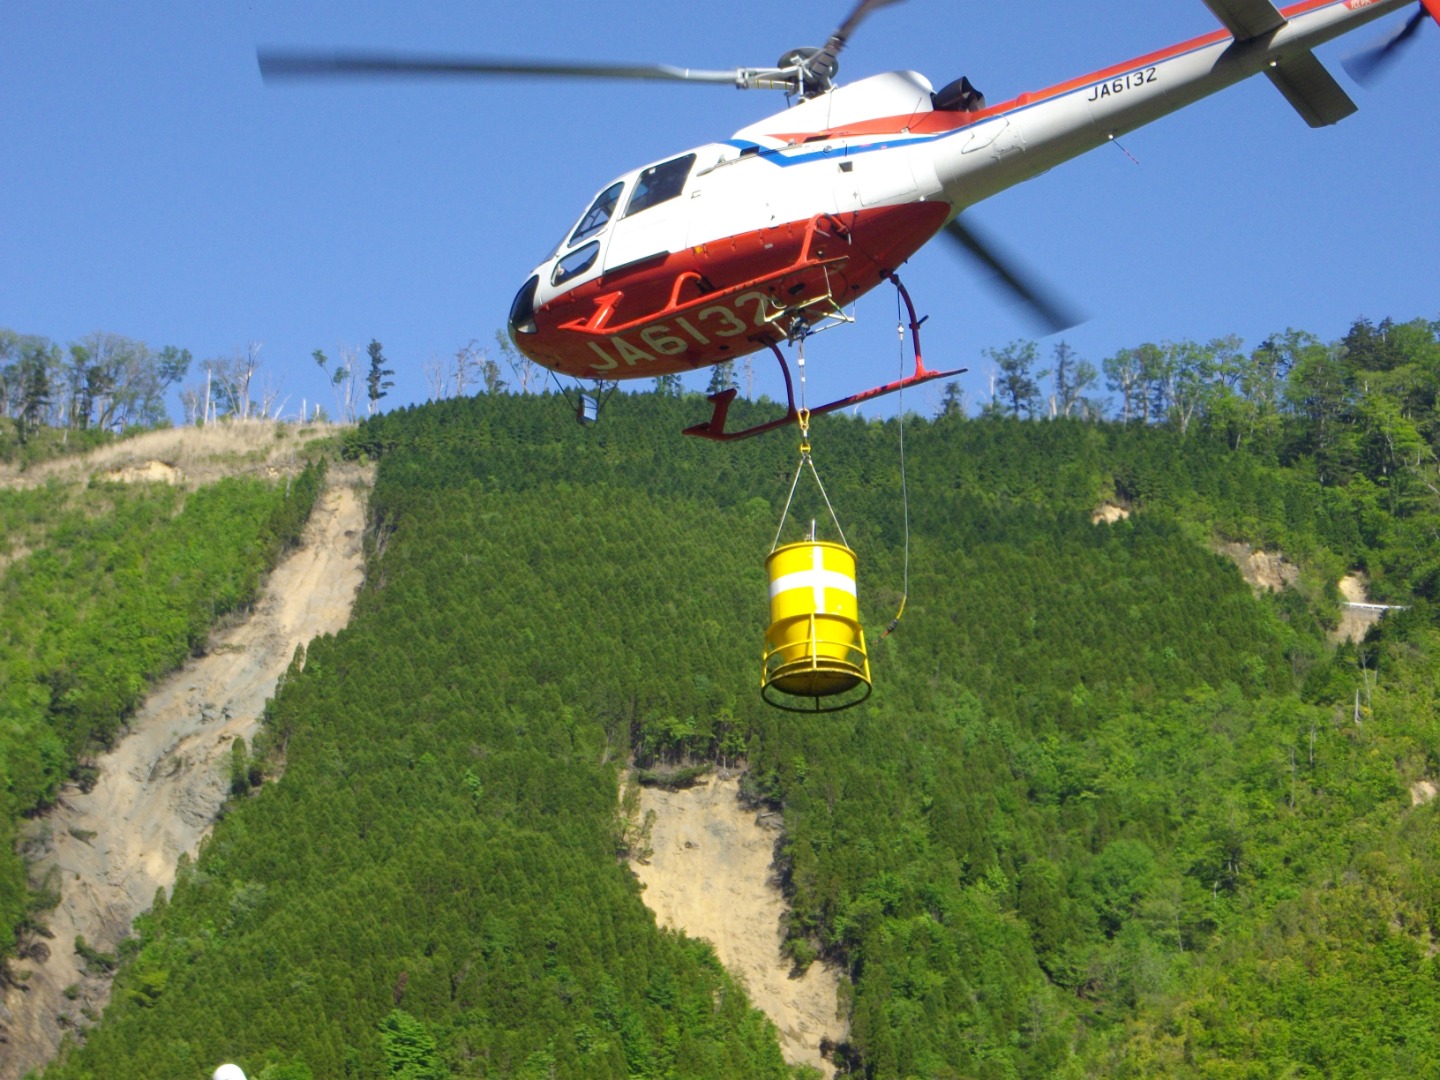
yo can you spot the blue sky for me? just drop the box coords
[3,0,1437,423]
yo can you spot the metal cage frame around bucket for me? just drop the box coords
[761,539,872,712]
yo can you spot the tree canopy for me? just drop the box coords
[17,312,1440,1078]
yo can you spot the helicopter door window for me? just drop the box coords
[569,181,626,246]
[551,241,600,287]
[623,154,696,218]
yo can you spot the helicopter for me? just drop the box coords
[260,0,1437,439]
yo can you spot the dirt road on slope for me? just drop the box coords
[0,463,371,1079]
[631,776,845,1078]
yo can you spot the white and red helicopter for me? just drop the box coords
[261,0,1437,439]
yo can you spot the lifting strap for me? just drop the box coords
[772,338,848,552]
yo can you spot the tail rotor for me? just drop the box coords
[1343,2,1433,85]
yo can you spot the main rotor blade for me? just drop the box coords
[835,0,907,43]
[941,217,1083,335]
[257,49,755,88]
[1342,6,1427,85]
[800,0,906,90]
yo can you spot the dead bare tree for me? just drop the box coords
[201,343,262,421]
[494,331,540,394]
[422,355,448,401]
[237,342,262,420]
[179,385,204,426]
[453,340,481,398]
[258,373,287,420]
[326,344,360,422]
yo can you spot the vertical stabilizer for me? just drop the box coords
[1267,50,1358,126]
[1202,0,1286,39]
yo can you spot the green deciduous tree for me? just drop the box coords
[378,1009,443,1079]
[1281,329,1359,483]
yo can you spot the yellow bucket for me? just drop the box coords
[762,540,871,707]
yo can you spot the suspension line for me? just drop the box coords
[884,285,912,638]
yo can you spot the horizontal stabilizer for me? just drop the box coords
[1203,0,1287,40]
[1425,0,1440,26]
[1267,50,1359,127]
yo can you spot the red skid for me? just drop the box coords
[683,272,963,441]
[682,361,963,442]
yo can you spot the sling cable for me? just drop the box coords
[760,336,872,713]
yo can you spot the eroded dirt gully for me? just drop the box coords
[0,461,372,1080]
[630,775,846,1078]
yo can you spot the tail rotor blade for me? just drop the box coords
[941,217,1083,336]
[1342,6,1427,85]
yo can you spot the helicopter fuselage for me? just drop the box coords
[508,0,1426,380]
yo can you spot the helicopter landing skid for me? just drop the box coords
[683,272,964,442]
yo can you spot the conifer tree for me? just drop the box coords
[367,339,395,416]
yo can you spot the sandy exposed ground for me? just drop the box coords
[0,461,371,1079]
[1332,572,1384,645]
[1218,540,1302,594]
[0,420,345,493]
[1216,545,1391,644]
[630,776,845,1078]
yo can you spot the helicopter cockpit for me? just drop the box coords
[555,152,697,276]
[570,180,625,246]
[511,151,705,340]
[545,181,624,289]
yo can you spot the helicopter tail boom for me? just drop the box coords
[1203,0,1422,127]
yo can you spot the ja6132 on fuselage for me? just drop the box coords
[260,0,1439,440]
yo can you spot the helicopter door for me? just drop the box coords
[603,153,697,272]
[857,154,917,207]
[835,149,927,210]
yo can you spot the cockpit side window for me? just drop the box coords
[569,181,626,247]
[624,154,696,218]
[552,241,600,287]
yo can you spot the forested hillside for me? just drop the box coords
[34,311,1440,1078]
[0,454,325,971]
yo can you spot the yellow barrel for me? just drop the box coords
[762,540,871,703]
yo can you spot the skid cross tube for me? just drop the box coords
[683,273,964,441]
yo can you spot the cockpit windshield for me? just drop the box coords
[624,154,696,218]
[569,181,625,247]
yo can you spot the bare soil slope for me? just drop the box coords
[0,420,338,492]
[1333,572,1384,644]
[0,454,371,1079]
[1218,540,1301,594]
[631,776,845,1078]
